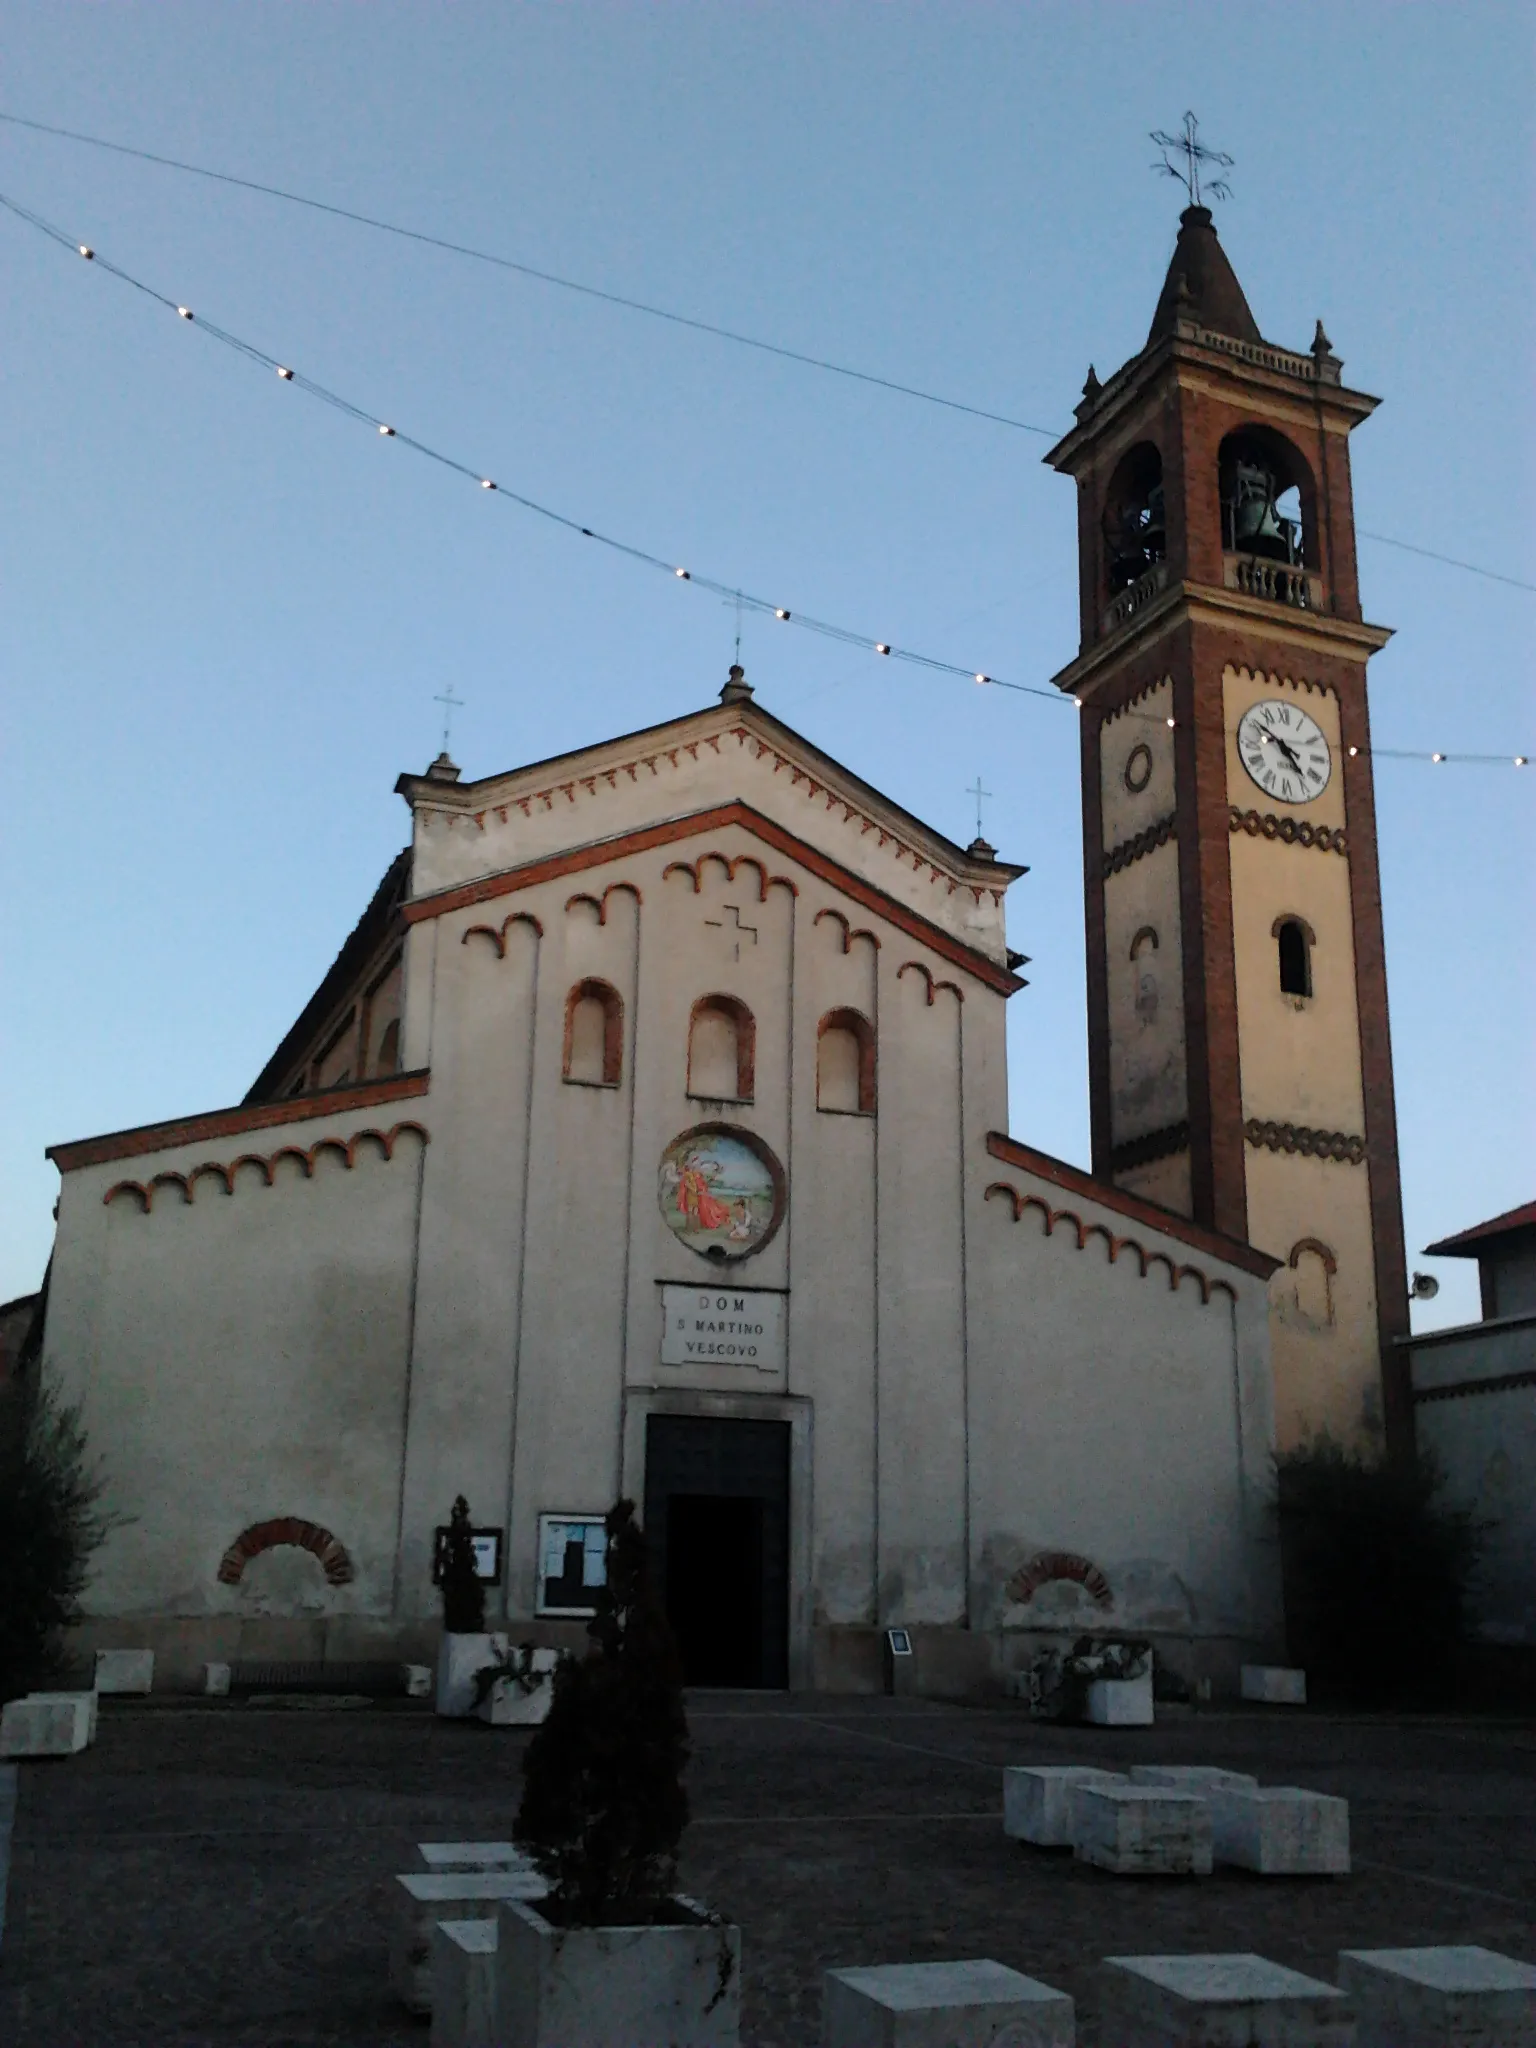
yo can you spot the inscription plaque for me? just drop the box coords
[660,1284,786,1374]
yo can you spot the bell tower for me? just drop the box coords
[1046,205,1410,1451]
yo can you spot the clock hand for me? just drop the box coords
[1262,726,1305,772]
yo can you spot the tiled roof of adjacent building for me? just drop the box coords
[1424,1199,1536,1257]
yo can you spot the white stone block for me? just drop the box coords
[391,1870,546,2015]
[1003,1766,1126,1847]
[1,1695,92,1757]
[24,1691,98,1743]
[821,1957,1075,2046]
[1211,1787,1349,1875]
[497,1893,740,2047]
[475,1649,559,1726]
[1242,1664,1308,1705]
[1101,1953,1354,2045]
[1086,1670,1153,1725]
[431,1918,499,2048]
[417,1841,534,1875]
[435,1633,507,1718]
[1131,1766,1259,1795]
[94,1648,153,1695]
[202,1662,231,1697]
[1338,1945,1536,2046]
[1072,1785,1212,1876]
[402,1663,433,1699]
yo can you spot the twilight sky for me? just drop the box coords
[2,3,1531,1328]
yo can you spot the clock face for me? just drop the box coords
[1237,699,1332,805]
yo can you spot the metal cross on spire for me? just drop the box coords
[724,588,746,664]
[433,683,465,753]
[1150,111,1234,207]
[968,775,993,842]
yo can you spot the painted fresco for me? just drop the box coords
[658,1127,779,1260]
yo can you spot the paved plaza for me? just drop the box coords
[1,1692,1533,2044]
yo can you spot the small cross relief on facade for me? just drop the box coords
[705,903,758,961]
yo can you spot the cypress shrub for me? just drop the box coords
[440,1494,487,1634]
[514,1499,690,1923]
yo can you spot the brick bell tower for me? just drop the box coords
[1046,205,1410,1452]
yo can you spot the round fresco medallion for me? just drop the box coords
[658,1124,784,1263]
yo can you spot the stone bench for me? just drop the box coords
[202,1663,231,1697]
[94,1648,154,1695]
[1242,1664,1307,1705]
[1101,1953,1354,2044]
[23,1692,99,1744]
[1130,1766,1258,1795]
[391,1870,546,2015]
[1,1695,93,1758]
[417,1841,534,1875]
[1003,1766,1126,1847]
[1211,1787,1349,1875]
[822,1958,1075,2046]
[431,1918,498,2048]
[1072,1785,1212,1876]
[1338,1944,1536,2045]
[1086,1669,1153,1725]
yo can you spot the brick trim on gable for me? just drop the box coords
[985,1131,1279,1280]
[49,1071,431,1173]
[404,803,1025,998]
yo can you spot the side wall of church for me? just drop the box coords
[40,1103,427,1673]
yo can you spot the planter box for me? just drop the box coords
[475,1649,559,1727]
[497,1894,740,2047]
[436,1633,507,1718]
[1086,1671,1153,1726]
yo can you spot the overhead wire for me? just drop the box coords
[0,187,1527,772]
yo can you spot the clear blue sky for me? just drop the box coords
[2,4,1530,1330]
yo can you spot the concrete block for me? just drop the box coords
[435,1633,507,1718]
[417,1842,534,1875]
[1086,1671,1153,1725]
[497,1893,740,2046]
[391,1870,546,2016]
[431,1918,499,2048]
[1338,1945,1536,2046]
[402,1663,433,1699]
[821,1957,1075,2046]
[94,1648,154,1695]
[202,1662,231,1697]
[1242,1664,1307,1706]
[1003,1766,1126,1847]
[24,1692,98,1743]
[1211,1787,1349,1875]
[475,1648,559,1726]
[1101,1953,1354,2045]
[1072,1785,1212,1876]
[1131,1766,1259,1795]
[1,1695,92,1758]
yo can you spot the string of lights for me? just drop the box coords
[2,107,1534,602]
[1,186,1527,773]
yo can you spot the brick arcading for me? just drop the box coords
[1244,1119,1366,1166]
[1103,811,1177,876]
[1229,807,1348,856]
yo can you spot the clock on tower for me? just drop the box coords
[1045,203,1410,1452]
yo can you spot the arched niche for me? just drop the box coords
[564,979,623,1087]
[687,994,754,1102]
[816,1008,876,1115]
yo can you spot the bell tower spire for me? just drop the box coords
[1046,209,1410,1453]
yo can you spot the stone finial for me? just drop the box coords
[1082,364,1101,401]
[1311,318,1333,358]
[719,663,754,705]
[966,834,997,861]
[426,751,462,782]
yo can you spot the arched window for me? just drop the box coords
[564,979,623,1087]
[1102,441,1166,594]
[817,1008,876,1115]
[376,1018,401,1076]
[1288,1237,1337,1328]
[1274,916,1314,998]
[687,994,754,1101]
[1218,427,1315,568]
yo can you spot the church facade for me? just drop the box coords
[36,209,1403,1695]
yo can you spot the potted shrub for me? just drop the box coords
[497,1499,739,2046]
[434,1495,507,1717]
[471,1641,560,1726]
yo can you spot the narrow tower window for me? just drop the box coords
[1274,916,1314,998]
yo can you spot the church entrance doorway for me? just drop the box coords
[644,1414,790,1689]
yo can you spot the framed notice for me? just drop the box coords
[431,1525,504,1586]
[536,1513,608,1617]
